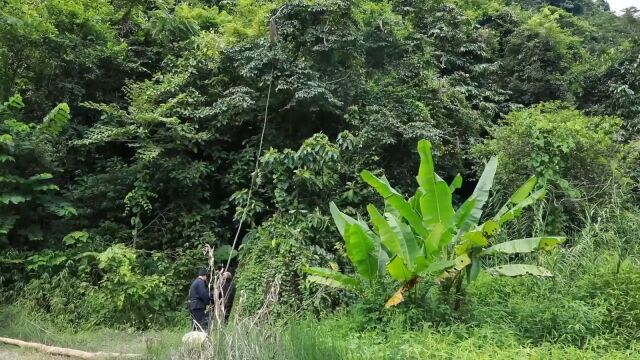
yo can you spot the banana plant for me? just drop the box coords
[306,139,564,308]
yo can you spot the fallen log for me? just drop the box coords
[0,336,141,359]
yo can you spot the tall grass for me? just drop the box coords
[0,305,183,359]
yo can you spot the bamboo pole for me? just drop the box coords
[0,336,141,359]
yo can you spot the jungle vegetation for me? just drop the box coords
[0,0,639,358]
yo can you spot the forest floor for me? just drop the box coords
[0,326,184,359]
[0,344,67,359]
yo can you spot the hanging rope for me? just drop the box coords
[224,65,275,273]
[222,6,286,274]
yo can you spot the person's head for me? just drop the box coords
[197,268,208,280]
[222,271,232,280]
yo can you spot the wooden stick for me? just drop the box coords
[0,336,141,359]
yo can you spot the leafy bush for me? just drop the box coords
[475,102,622,233]
[234,213,339,319]
[0,95,75,247]
[17,244,190,330]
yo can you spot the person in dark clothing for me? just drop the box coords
[188,269,211,331]
[220,271,236,322]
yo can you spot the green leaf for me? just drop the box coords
[28,173,53,181]
[344,223,381,281]
[455,230,488,255]
[0,194,29,205]
[495,176,538,218]
[424,223,444,258]
[421,258,456,275]
[34,184,60,191]
[361,171,427,237]
[0,155,14,163]
[387,256,413,282]
[419,180,454,228]
[510,176,538,203]
[0,134,14,147]
[5,94,24,110]
[487,264,553,277]
[452,196,476,231]
[63,230,89,245]
[482,237,564,256]
[494,188,546,225]
[416,140,455,227]
[305,267,361,290]
[329,201,357,237]
[458,157,497,232]
[368,205,418,271]
[214,244,238,263]
[449,174,462,193]
[40,103,70,136]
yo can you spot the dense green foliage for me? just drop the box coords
[308,139,563,309]
[0,0,639,357]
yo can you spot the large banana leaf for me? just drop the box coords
[487,264,553,277]
[454,230,488,255]
[449,174,462,193]
[420,258,456,275]
[305,267,361,290]
[367,205,418,271]
[343,223,382,282]
[495,176,538,219]
[457,156,498,232]
[482,237,564,255]
[452,197,476,231]
[416,140,455,227]
[424,223,444,258]
[361,170,428,237]
[387,256,414,282]
[494,188,546,225]
[329,201,356,237]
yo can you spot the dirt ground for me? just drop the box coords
[0,344,68,359]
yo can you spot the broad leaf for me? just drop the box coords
[329,201,357,237]
[40,103,70,136]
[482,237,564,255]
[487,264,553,277]
[455,231,488,255]
[305,267,361,290]
[453,196,476,230]
[458,156,497,232]
[0,194,29,205]
[361,171,427,237]
[449,173,462,193]
[420,258,456,275]
[369,206,420,271]
[419,180,454,228]
[416,140,455,227]
[495,176,538,218]
[28,173,53,181]
[494,188,546,225]
[344,223,381,281]
[387,256,413,282]
[424,223,444,258]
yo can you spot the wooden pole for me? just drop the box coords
[0,336,141,359]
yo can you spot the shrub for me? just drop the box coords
[234,213,338,319]
[475,102,622,233]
